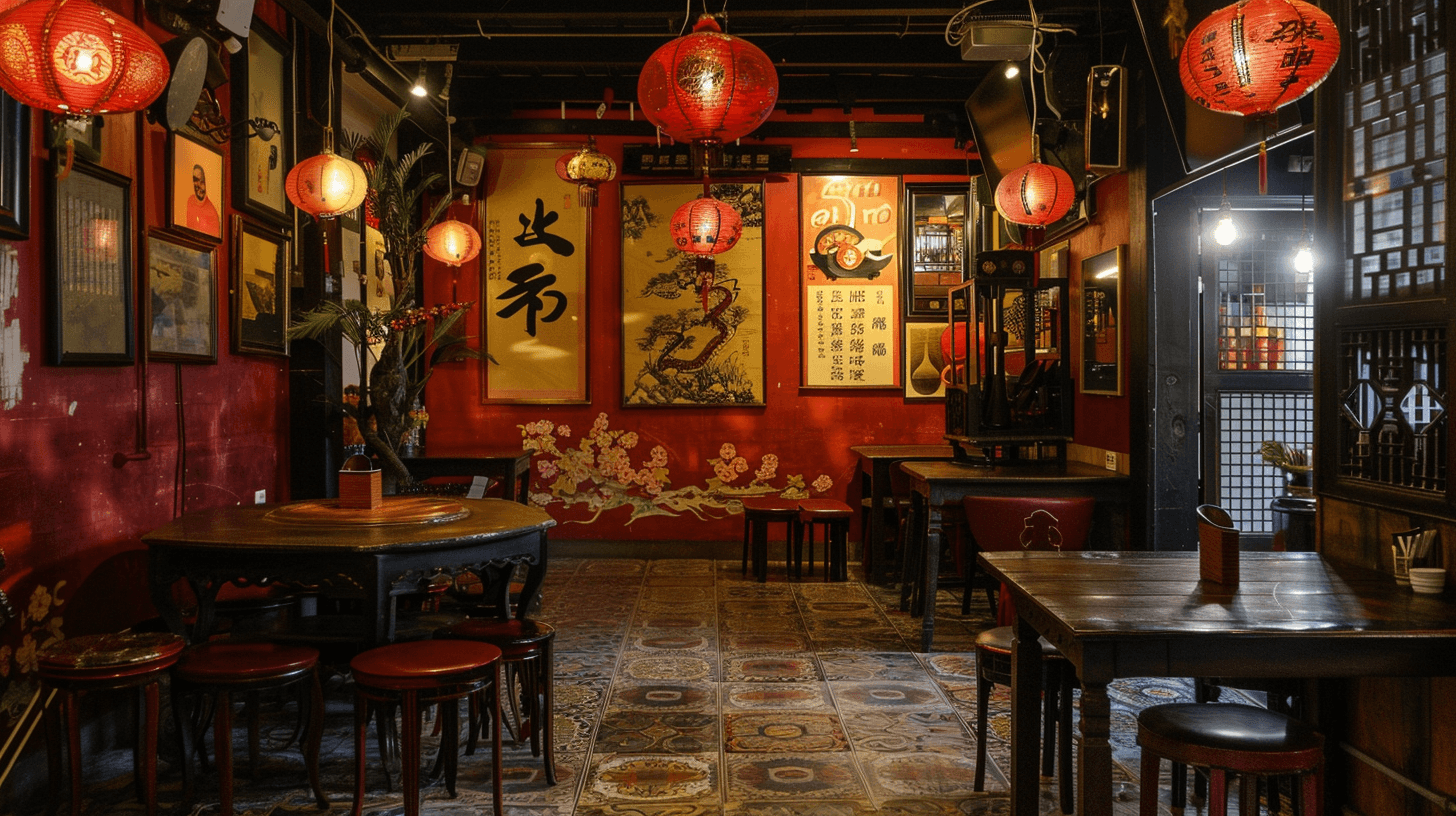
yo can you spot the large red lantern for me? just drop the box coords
[995,161,1076,227]
[637,14,778,168]
[670,194,742,310]
[285,131,369,220]
[1178,0,1340,118]
[0,0,169,116]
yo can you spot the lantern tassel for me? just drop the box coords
[1258,140,1268,195]
[698,256,715,311]
[55,138,74,181]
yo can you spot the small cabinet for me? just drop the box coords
[904,185,971,317]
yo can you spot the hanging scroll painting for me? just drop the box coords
[800,174,901,388]
[482,144,589,403]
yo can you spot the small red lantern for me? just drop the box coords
[1178,0,1340,118]
[0,0,169,116]
[285,131,369,220]
[424,197,481,267]
[562,138,617,207]
[637,14,778,168]
[670,194,742,309]
[995,161,1076,227]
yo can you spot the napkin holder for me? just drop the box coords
[1197,504,1240,585]
[339,454,382,510]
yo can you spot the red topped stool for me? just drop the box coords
[170,641,329,816]
[349,639,504,816]
[740,496,800,582]
[796,499,854,581]
[433,617,557,784]
[1137,703,1324,816]
[38,631,185,816]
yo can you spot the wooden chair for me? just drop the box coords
[1138,703,1323,816]
[963,495,1095,815]
[740,496,800,582]
[796,498,854,580]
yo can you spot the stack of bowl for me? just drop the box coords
[1408,567,1447,594]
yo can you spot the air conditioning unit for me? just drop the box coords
[959,21,1035,61]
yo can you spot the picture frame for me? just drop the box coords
[167,131,224,244]
[902,183,969,318]
[482,144,591,404]
[620,180,765,406]
[230,214,290,356]
[47,158,132,365]
[904,321,948,400]
[1039,239,1070,280]
[800,174,902,388]
[1080,244,1124,395]
[146,230,218,362]
[0,90,30,240]
[230,18,292,226]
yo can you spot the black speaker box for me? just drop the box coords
[1085,65,1127,173]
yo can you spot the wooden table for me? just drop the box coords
[143,497,554,645]
[900,459,1129,652]
[401,450,533,504]
[850,444,955,584]
[980,551,1456,816]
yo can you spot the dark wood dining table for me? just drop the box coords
[400,450,534,504]
[850,444,955,585]
[900,459,1129,652]
[143,497,554,645]
[979,551,1456,816]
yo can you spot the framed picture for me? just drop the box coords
[230,214,290,356]
[167,131,224,244]
[904,321,948,400]
[47,158,131,365]
[620,180,766,406]
[1039,239,1070,280]
[147,230,218,362]
[800,174,901,388]
[482,144,590,404]
[903,184,969,318]
[45,112,102,164]
[231,19,291,225]
[0,90,30,240]
[1080,244,1124,395]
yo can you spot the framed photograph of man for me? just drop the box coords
[230,214,290,356]
[167,131,224,244]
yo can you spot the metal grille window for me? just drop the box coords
[1338,327,1448,492]
[1215,230,1314,372]
[1218,391,1314,535]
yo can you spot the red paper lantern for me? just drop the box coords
[637,15,778,166]
[562,139,617,207]
[670,194,742,309]
[424,217,481,267]
[285,142,368,220]
[1178,0,1340,117]
[995,161,1076,227]
[0,0,169,116]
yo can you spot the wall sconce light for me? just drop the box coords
[849,120,859,153]
[410,60,428,98]
[195,115,279,143]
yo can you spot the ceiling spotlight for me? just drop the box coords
[849,120,859,153]
[410,60,428,97]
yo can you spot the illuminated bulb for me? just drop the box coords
[1293,241,1314,274]
[1004,63,1021,79]
[1213,201,1238,246]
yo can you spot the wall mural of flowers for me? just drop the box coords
[0,580,66,725]
[523,413,833,524]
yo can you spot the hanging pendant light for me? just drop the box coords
[425,195,481,267]
[637,14,778,168]
[669,193,741,310]
[1178,0,1339,118]
[562,138,617,207]
[285,128,368,218]
[0,0,169,116]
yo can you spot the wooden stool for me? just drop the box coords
[1137,703,1324,816]
[973,626,1076,815]
[797,499,853,580]
[38,632,185,816]
[170,641,329,816]
[740,496,799,582]
[432,618,557,784]
[349,639,504,816]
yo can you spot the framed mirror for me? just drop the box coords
[903,184,970,317]
[1080,245,1123,395]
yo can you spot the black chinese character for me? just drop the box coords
[514,199,576,257]
[495,263,567,337]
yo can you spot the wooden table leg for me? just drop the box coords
[1077,678,1114,816]
[1010,615,1043,815]
[918,496,942,653]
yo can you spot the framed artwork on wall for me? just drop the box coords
[0,90,30,240]
[47,158,131,365]
[800,174,901,388]
[1039,239,1070,280]
[230,214,290,356]
[482,144,590,404]
[904,321,948,400]
[167,131,224,244]
[146,230,218,362]
[620,180,765,407]
[1080,244,1124,395]
[230,19,292,226]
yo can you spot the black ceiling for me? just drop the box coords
[319,0,1140,138]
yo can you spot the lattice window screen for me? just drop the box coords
[1218,392,1314,535]
[1215,233,1314,372]
[1338,327,1448,491]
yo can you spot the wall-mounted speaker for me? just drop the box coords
[1085,65,1126,174]
[456,146,487,187]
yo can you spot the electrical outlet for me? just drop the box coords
[254,489,267,504]
[1104,452,1118,471]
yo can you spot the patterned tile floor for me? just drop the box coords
[12,557,1223,816]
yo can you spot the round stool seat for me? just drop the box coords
[742,497,800,516]
[174,641,319,682]
[1139,703,1323,760]
[351,639,502,690]
[974,625,1062,658]
[434,618,554,657]
[39,632,184,681]
[798,498,853,519]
